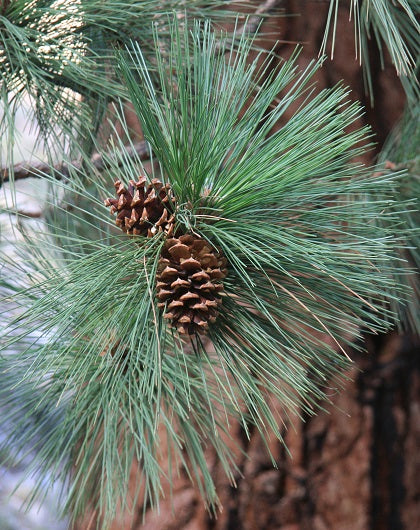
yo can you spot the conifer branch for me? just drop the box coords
[1,141,150,184]
[0,12,416,529]
[237,0,283,35]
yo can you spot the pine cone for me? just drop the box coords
[104,177,175,237]
[156,234,227,335]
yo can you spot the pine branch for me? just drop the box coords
[1,141,150,184]
[1,19,412,528]
[237,0,283,35]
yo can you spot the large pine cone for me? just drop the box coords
[104,177,175,237]
[156,234,227,335]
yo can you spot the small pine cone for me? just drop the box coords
[104,177,175,237]
[156,234,227,335]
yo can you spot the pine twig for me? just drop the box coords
[9,210,43,218]
[237,0,283,35]
[1,141,150,185]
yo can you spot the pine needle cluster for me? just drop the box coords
[373,103,419,332]
[0,0,237,165]
[320,0,419,102]
[0,17,413,527]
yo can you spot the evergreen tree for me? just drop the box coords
[0,1,418,528]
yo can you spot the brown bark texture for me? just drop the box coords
[79,2,419,529]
